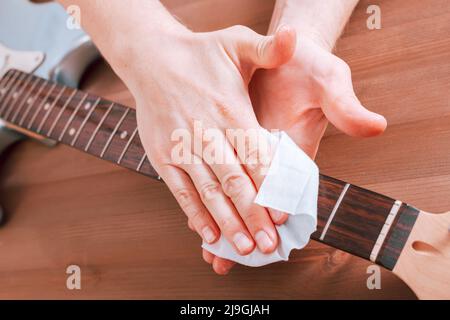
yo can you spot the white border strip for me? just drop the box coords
[369,200,403,262]
[320,183,350,241]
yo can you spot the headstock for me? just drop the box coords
[393,210,450,299]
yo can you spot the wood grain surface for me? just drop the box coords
[0,0,448,299]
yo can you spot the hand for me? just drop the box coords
[110,23,298,271]
[250,36,387,157]
[202,32,387,275]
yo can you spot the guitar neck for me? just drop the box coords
[0,69,419,271]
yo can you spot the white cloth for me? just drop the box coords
[202,131,319,267]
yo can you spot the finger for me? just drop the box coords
[179,159,256,255]
[225,123,288,225]
[188,219,195,231]
[212,256,236,275]
[207,139,278,253]
[157,164,220,245]
[235,25,297,70]
[269,209,289,225]
[202,249,214,264]
[321,61,387,137]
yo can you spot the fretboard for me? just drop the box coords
[0,69,419,270]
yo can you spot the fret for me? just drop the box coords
[136,153,147,172]
[117,127,138,164]
[0,70,16,98]
[0,72,26,115]
[310,177,419,270]
[100,108,129,158]
[137,157,159,178]
[27,83,57,129]
[3,73,34,120]
[84,102,114,152]
[316,184,395,260]
[100,109,137,163]
[10,77,41,123]
[370,200,402,262]
[0,71,12,88]
[0,71,19,105]
[59,92,88,141]
[319,183,350,241]
[375,203,419,269]
[71,97,100,146]
[19,78,47,126]
[36,86,66,133]
[47,88,77,136]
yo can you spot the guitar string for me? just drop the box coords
[117,127,138,164]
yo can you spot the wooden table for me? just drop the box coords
[0,0,448,299]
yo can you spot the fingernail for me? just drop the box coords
[202,226,216,244]
[233,232,253,254]
[270,209,284,222]
[255,230,274,252]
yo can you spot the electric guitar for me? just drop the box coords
[0,0,448,299]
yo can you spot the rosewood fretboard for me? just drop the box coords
[0,69,419,270]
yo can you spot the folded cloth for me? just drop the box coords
[202,130,319,267]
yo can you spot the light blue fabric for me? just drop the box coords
[0,0,89,79]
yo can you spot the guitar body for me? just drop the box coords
[0,0,448,299]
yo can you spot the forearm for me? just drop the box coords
[269,0,359,51]
[56,0,186,63]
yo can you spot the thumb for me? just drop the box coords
[322,91,387,137]
[238,25,296,70]
[321,64,387,137]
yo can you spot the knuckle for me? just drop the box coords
[331,58,351,78]
[221,173,247,199]
[244,147,264,175]
[217,216,238,234]
[174,187,194,209]
[226,24,250,34]
[243,210,264,226]
[190,209,206,225]
[199,181,221,202]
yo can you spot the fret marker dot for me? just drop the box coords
[43,103,51,110]
[27,97,34,104]
[84,102,91,110]
[12,92,18,99]
[68,128,76,136]
[0,89,6,96]
[120,131,128,140]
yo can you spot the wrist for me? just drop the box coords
[268,0,359,52]
[106,14,191,67]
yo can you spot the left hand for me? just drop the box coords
[202,30,387,275]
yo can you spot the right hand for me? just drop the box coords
[109,24,296,265]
